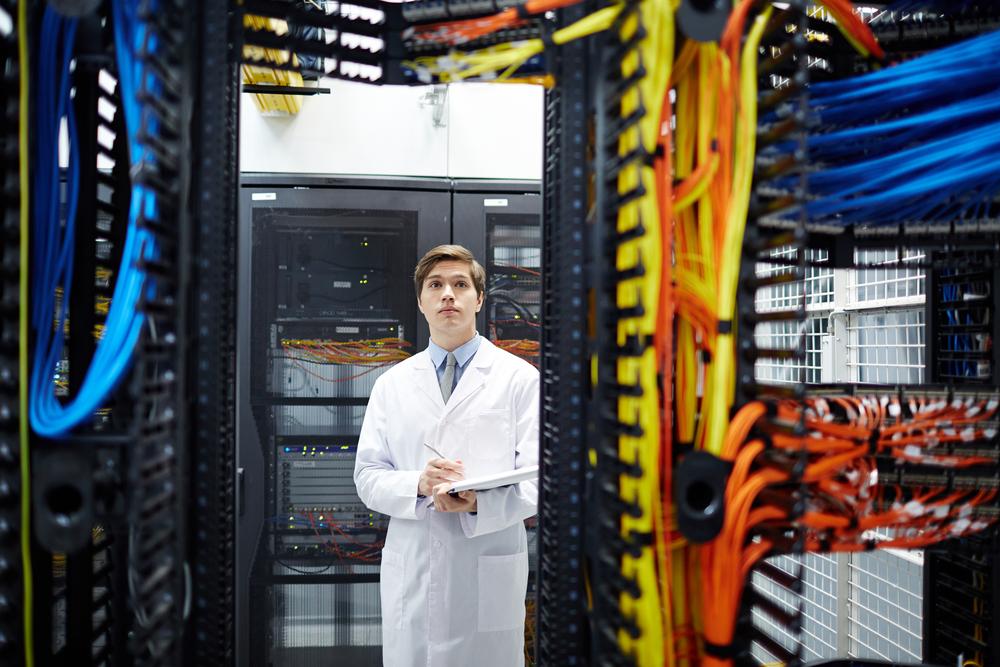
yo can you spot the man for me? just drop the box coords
[354,244,539,667]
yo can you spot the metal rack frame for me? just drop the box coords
[535,2,593,664]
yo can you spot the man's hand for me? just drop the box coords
[419,458,464,497]
[433,482,477,513]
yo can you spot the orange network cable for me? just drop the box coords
[492,338,540,366]
[413,0,583,46]
[695,394,998,665]
[281,338,412,365]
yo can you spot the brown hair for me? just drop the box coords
[413,244,486,299]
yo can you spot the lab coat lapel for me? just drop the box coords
[443,339,495,416]
[410,350,445,410]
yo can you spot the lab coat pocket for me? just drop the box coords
[477,553,529,632]
[379,548,405,630]
[463,409,514,479]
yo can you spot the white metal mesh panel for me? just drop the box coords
[751,553,841,663]
[853,249,925,303]
[754,316,829,384]
[848,551,923,662]
[847,309,925,384]
[755,248,835,311]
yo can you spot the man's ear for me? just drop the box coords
[475,292,484,312]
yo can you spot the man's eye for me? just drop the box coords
[457,281,468,288]
[429,282,440,288]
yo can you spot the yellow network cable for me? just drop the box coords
[18,1,35,664]
[613,0,674,665]
[242,15,305,115]
[410,3,622,82]
[700,6,770,459]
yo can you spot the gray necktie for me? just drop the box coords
[440,352,457,403]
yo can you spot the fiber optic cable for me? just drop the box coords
[406,2,622,82]
[18,0,34,663]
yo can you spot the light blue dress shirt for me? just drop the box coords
[427,333,482,397]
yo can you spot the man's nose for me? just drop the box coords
[442,285,455,299]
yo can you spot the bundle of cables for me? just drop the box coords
[30,0,159,437]
[698,394,999,666]
[405,0,621,82]
[410,0,582,47]
[272,511,384,563]
[659,3,882,665]
[279,338,412,384]
[762,27,1000,228]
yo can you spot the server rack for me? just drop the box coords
[236,175,451,667]
[14,2,196,664]
[922,244,999,667]
[453,181,543,368]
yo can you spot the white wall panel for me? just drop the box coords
[240,81,449,177]
[446,82,544,180]
[239,80,544,180]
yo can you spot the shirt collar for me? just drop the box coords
[427,333,482,370]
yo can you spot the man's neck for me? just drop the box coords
[430,330,476,353]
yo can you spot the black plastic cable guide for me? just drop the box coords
[242,26,384,66]
[674,451,731,543]
[863,6,1000,77]
[404,20,544,57]
[586,3,653,661]
[0,0,20,657]
[400,0,522,25]
[239,0,415,84]
[734,6,814,665]
[244,0,387,33]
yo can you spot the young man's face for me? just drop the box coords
[417,260,483,342]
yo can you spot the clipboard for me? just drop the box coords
[447,464,539,493]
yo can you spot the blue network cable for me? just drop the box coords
[30,2,160,437]
[765,28,1000,228]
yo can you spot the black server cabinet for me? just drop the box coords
[236,175,451,667]
[453,181,543,368]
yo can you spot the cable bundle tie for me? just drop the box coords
[602,455,643,479]
[612,184,647,210]
[602,491,643,519]
[745,588,802,631]
[605,146,653,184]
[603,380,644,398]
[702,638,740,660]
[617,333,648,357]
[608,0,641,33]
[605,571,642,599]
[605,24,646,67]
[615,221,647,245]
[615,261,646,282]
[604,66,647,108]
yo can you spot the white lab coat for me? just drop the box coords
[354,338,539,667]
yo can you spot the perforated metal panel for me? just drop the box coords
[752,244,930,664]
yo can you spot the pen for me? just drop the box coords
[423,442,446,458]
[423,443,461,498]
